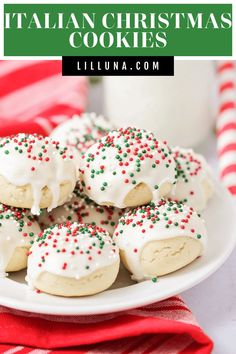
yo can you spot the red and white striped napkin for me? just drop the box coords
[0,297,213,354]
[0,60,216,354]
[0,60,88,136]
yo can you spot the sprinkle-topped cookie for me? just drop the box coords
[0,133,79,214]
[114,200,207,281]
[51,113,114,155]
[168,147,214,211]
[38,185,123,235]
[0,203,41,277]
[80,127,177,208]
[27,222,119,288]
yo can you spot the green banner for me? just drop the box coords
[4,3,232,56]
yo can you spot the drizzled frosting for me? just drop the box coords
[168,147,214,211]
[50,113,114,155]
[80,127,177,208]
[114,200,207,281]
[27,222,119,286]
[0,204,41,277]
[38,185,123,235]
[0,134,79,214]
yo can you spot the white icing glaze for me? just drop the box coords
[114,200,207,281]
[26,222,119,286]
[50,113,114,155]
[168,147,214,211]
[38,185,123,235]
[0,134,79,215]
[0,204,41,277]
[80,127,176,208]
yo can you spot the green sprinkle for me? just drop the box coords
[152,277,158,283]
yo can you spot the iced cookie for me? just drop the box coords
[0,204,41,277]
[27,222,120,297]
[168,147,214,211]
[38,185,123,235]
[0,134,79,214]
[114,200,207,281]
[80,127,176,208]
[50,113,114,155]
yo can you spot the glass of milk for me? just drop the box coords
[104,61,216,148]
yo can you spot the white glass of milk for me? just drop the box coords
[104,61,216,148]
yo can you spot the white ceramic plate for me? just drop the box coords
[0,179,235,315]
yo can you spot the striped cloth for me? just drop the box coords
[217,61,236,196]
[0,60,88,136]
[0,297,213,354]
[0,60,214,354]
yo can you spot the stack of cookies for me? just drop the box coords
[0,113,214,297]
